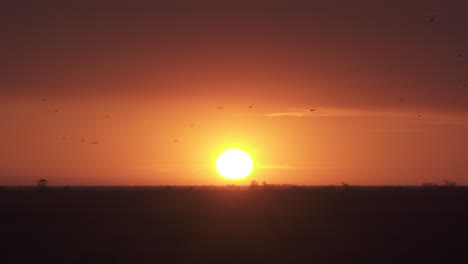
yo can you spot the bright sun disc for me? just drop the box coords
[216,149,253,180]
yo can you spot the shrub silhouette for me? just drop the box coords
[291,185,301,191]
[443,180,457,187]
[37,179,48,189]
[341,182,350,189]
[422,182,437,188]
[250,180,259,190]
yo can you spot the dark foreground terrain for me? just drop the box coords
[1,186,468,263]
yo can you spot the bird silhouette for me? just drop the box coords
[104,115,110,118]
[216,106,224,110]
[90,141,99,145]
[173,140,179,143]
[81,139,86,143]
[464,84,467,87]
[40,98,48,102]
[189,124,196,127]
[62,137,67,140]
[418,115,422,118]
[248,105,253,109]
[457,54,463,58]
[429,16,435,23]
[399,98,406,101]
[310,108,316,112]
[54,109,59,113]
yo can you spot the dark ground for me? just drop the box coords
[1,186,467,263]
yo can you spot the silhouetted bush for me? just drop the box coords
[37,179,48,189]
[294,186,305,192]
[422,182,438,188]
[443,180,457,187]
[250,180,259,190]
[225,184,239,191]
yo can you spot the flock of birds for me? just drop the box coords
[40,98,258,145]
[38,15,466,146]
[39,95,427,146]
[41,95,433,147]
[41,98,103,145]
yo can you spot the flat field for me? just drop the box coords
[1,186,467,263]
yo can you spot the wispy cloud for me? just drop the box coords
[233,108,392,118]
[146,163,213,173]
[146,164,176,172]
[264,112,306,117]
[233,107,468,126]
[370,128,440,134]
[257,164,338,171]
[237,108,421,118]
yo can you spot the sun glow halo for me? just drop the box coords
[216,149,253,180]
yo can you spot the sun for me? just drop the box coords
[216,149,253,180]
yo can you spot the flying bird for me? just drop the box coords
[248,105,253,109]
[310,108,317,112]
[189,124,196,128]
[457,54,463,58]
[40,98,48,102]
[216,106,224,110]
[173,140,179,143]
[90,141,100,145]
[418,115,422,118]
[54,109,59,113]
[428,16,435,24]
[81,139,86,143]
[62,137,67,140]
[104,115,110,118]
[399,98,406,101]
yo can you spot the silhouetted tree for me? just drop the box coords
[250,180,259,190]
[37,179,48,189]
[422,182,437,188]
[443,180,457,187]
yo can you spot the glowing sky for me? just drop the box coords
[1,1,467,185]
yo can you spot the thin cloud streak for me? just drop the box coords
[144,163,186,173]
[257,164,339,171]
[264,112,306,117]
[233,108,468,126]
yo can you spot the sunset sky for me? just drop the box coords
[1,1,468,185]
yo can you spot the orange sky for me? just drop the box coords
[1,1,468,185]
